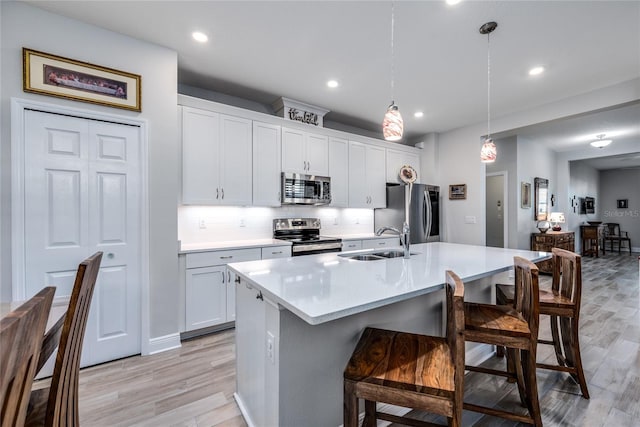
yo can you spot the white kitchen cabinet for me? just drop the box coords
[184,248,261,332]
[282,127,329,175]
[253,121,282,206]
[182,106,252,205]
[329,137,349,207]
[341,240,363,252]
[261,246,292,259]
[361,236,400,249]
[386,148,421,184]
[348,141,386,208]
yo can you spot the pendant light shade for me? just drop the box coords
[382,3,403,141]
[480,137,497,162]
[479,21,498,162]
[383,102,404,141]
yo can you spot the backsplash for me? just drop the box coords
[178,206,375,243]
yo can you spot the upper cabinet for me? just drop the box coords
[282,127,329,176]
[386,148,421,184]
[253,121,282,206]
[328,137,348,207]
[182,106,252,205]
[348,141,386,208]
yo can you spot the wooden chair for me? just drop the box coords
[1,287,56,427]
[344,270,465,427]
[25,252,103,427]
[602,223,632,255]
[496,248,589,399]
[463,256,542,426]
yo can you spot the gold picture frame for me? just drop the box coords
[23,48,141,112]
[449,184,467,200]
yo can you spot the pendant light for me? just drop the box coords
[480,21,497,163]
[382,3,403,141]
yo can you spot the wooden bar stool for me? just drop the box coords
[496,247,589,399]
[463,256,542,426]
[343,270,465,427]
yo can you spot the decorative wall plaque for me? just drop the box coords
[272,97,329,127]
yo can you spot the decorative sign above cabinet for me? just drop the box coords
[273,97,329,127]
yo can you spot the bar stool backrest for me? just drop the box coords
[445,270,465,407]
[551,248,582,308]
[513,256,540,347]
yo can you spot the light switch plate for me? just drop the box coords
[464,216,477,224]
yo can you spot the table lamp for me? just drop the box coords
[549,212,565,231]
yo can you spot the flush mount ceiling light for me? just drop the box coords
[327,80,339,88]
[529,66,545,76]
[446,0,462,5]
[590,134,612,148]
[480,21,498,163]
[382,3,403,142]
[192,31,208,43]
[414,111,424,118]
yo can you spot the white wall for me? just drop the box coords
[599,168,640,252]
[0,2,179,340]
[436,78,640,246]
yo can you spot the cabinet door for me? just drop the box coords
[362,237,399,249]
[367,145,387,208]
[282,127,305,173]
[226,269,236,322]
[348,142,368,208]
[185,266,227,331]
[261,246,292,259]
[253,121,282,206]
[305,133,329,175]
[341,240,362,252]
[182,107,220,204]
[329,137,348,207]
[386,149,421,184]
[219,114,252,205]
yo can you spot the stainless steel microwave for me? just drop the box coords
[281,173,331,205]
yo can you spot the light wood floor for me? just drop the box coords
[32,252,638,426]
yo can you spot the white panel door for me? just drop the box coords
[23,110,141,367]
[219,114,252,205]
[253,121,282,206]
[281,127,305,173]
[329,137,348,207]
[305,133,329,176]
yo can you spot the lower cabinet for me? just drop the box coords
[341,240,363,251]
[362,236,400,249]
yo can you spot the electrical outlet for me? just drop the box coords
[333,217,338,225]
[266,332,275,364]
[355,217,360,224]
[239,218,246,227]
[199,218,206,229]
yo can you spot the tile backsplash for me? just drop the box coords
[178,205,375,243]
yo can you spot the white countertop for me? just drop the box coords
[179,239,291,254]
[227,242,550,326]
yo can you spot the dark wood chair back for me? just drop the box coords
[37,252,103,427]
[552,247,582,308]
[445,269,465,410]
[513,256,540,348]
[0,287,55,427]
[604,222,621,237]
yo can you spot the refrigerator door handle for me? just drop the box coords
[423,190,430,241]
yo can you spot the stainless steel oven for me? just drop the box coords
[281,173,331,205]
[273,218,342,256]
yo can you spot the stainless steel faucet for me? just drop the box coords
[375,222,411,259]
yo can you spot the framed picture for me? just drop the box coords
[617,199,628,209]
[23,48,141,112]
[521,182,531,208]
[449,184,467,200]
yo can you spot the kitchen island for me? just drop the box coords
[227,242,549,427]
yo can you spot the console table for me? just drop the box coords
[531,231,575,273]
[580,224,603,257]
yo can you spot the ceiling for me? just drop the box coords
[24,0,640,159]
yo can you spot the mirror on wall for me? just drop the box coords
[534,177,549,221]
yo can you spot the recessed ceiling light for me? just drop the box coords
[446,0,462,5]
[590,134,612,148]
[327,80,339,88]
[192,31,208,43]
[529,66,545,76]
[414,111,424,118]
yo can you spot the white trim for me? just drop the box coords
[234,393,257,427]
[147,332,182,355]
[486,170,509,248]
[10,96,150,357]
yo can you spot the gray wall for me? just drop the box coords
[487,136,518,248]
[599,168,640,252]
[1,2,180,340]
[568,161,600,253]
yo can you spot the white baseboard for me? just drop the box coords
[146,332,181,355]
[234,393,256,427]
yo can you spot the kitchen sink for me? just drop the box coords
[346,254,385,261]
[339,250,419,261]
[371,250,415,258]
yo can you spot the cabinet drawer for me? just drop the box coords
[342,240,363,251]
[186,248,262,268]
[362,237,399,249]
[261,246,291,259]
[533,235,553,244]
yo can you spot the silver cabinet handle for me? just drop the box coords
[216,188,219,199]
[221,188,224,199]
[272,251,283,255]
[220,255,233,260]
[307,161,310,171]
[227,271,231,282]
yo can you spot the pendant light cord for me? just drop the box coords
[390,2,395,103]
[487,31,491,139]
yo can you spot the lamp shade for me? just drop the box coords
[383,103,403,141]
[480,138,496,163]
[549,212,565,223]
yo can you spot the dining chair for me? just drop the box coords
[496,247,589,398]
[602,223,632,255]
[344,270,465,427]
[25,252,103,427]
[463,256,542,426]
[1,287,56,427]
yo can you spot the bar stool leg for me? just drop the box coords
[522,348,543,427]
[550,315,565,366]
[560,317,590,399]
[344,380,359,427]
[511,348,528,405]
[363,400,376,427]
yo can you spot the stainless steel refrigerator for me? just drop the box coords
[374,184,440,243]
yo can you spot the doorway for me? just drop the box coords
[486,172,508,248]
